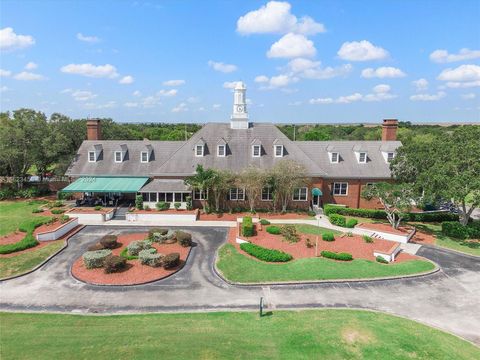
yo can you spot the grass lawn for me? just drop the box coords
[217,244,435,283]
[1,310,478,360]
[414,222,480,256]
[294,224,342,236]
[0,200,46,235]
[0,240,64,279]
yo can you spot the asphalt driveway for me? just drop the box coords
[1,225,479,345]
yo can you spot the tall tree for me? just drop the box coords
[270,160,308,212]
[391,126,480,225]
[210,169,234,212]
[237,166,267,212]
[184,165,215,212]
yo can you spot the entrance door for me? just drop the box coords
[312,195,320,207]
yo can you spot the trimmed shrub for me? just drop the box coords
[185,196,193,210]
[345,218,358,228]
[100,235,119,249]
[0,233,39,254]
[307,210,316,217]
[405,212,459,222]
[87,243,105,251]
[148,228,168,239]
[94,205,102,211]
[242,216,254,237]
[155,202,170,211]
[32,208,44,213]
[442,221,469,240]
[174,202,181,210]
[467,221,480,239]
[47,200,64,209]
[305,238,314,248]
[176,231,192,247]
[104,255,127,273]
[59,215,70,224]
[163,252,180,269]
[150,229,175,243]
[321,250,353,261]
[376,256,389,264]
[460,241,480,249]
[259,219,271,225]
[329,213,346,227]
[266,225,281,235]
[240,242,292,262]
[82,249,112,269]
[127,240,151,256]
[363,235,374,243]
[135,195,143,210]
[322,232,335,242]
[51,208,65,215]
[280,224,299,243]
[139,248,163,267]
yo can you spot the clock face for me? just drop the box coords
[236,106,243,112]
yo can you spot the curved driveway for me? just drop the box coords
[1,225,479,345]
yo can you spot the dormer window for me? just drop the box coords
[387,152,395,162]
[358,152,367,164]
[141,151,149,163]
[195,144,204,157]
[275,145,283,157]
[217,145,226,157]
[330,152,339,163]
[114,151,123,163]
[252,145,261,157]
[88,151,96,163]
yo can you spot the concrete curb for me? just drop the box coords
[0,225,85,282]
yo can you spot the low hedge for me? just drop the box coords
[363,235,374,243]
[259,219,271,225]
[329,213,346,227]
[82,249,112,269]
[322,232,335,242]
[442,221,480,240]
[176,231,192,247]
[104,255,127,273]
[239,242,292,262]
[345,218,358,228]
[321,250,353,261]
[155,202,170,211]
[127,240,151,256]
[51,208,66,215]
[242,216,254,237]
[0,217,53,254]
[100,235,119,249]
[266,225,281,235]
[139,248,163,267]
[376,256,389,264]
[163,252,180,269]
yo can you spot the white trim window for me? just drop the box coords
[229,188,245,201]
[358,152,367,163]
[387,152,395,162]
[261,187,273,201]
[274,145,284,157]
[140,151,149,163]
[252,145,261,157]
[333,182,348,196]
[193,189,207,200]
[88,151,96,163]
[195,145,204,157]
[217,145,226,157]
[330,152,339,163]
[292,187,307,201]
[114,151,123,163]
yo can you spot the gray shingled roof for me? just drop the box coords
[140,179,190,192]
[296,141,401,179]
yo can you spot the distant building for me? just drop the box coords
[64,82,400,210]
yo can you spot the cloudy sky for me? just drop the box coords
[1,0,479,123]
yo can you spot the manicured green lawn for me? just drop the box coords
[0,240,64,279]
[217,244,435,283]
[1,310,478,360]
[0,200,46,235]
[414,223,480,256]
[294,224,342,236]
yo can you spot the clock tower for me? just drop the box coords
[230,81,249,129]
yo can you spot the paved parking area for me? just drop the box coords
[1,225,479,345]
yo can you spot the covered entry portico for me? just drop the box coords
[139,179,191,209]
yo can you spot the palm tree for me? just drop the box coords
[184,165,215,212]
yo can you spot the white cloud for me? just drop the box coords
[142,96,160,108]
[124,102,139,107]
[208,60,237,73]
[254,75,269,83]
[302,64,352,80]
[412,78,428,91]
[437,64,480,84]
[267,33,316,58]
[13,71,46,81]
[24,62,37,70]
[119,75,134,84]
[269,74,292,87]
[60,63,119,78]
[337,93,363,104]
[0,27,35,52]
[156,89,177,97]
[410,91,446,101]
[287,58,320,72]
[361,66,406,78]
[163,79,185,86]
[430,48,480,63]
[60,88,72,94]
[309,97,334,104]
[236,1,325,35]
[133,90,141,97]
[223,81,240,89]
[76,33,101,43]
[444,81,480,88]
[373,84,390,93]
[0,68,11,77]
[257,74,298,90]
[84,101,116,109]
[461,93,476,100]
[338,40,389,61]
[71,90,97,101]
[310,85,396,104]
[171,102,188,113]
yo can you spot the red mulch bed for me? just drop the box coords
[230,226,421,263]
[66,207,114,214]
[357,222,414,236]
[34,219,74,235]
[71,232,191,285]
[200,212,312,221]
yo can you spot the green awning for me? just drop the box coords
[62,177,149,193]
[312,187,323,196]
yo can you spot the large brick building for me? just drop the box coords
[64,82,400,211]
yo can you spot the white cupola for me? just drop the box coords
[230,81,249,129]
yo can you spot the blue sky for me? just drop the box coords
[1,0,479,123]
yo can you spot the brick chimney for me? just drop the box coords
[381,119,398,141]
[86,119,101,140]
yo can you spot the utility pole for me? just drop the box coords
[184,124,187,141]
[293,124,296,141]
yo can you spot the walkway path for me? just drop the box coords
[1,225,479,345]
